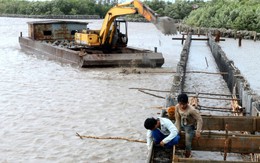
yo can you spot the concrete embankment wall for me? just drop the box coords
[169,33,260,116]
[177,24,260,41]
[207,33,260,116]
[166,34,192,107]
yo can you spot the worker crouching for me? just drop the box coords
[144,117,180,149]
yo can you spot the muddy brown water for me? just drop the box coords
[0,17,254,162]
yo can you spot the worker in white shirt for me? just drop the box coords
[144,117,180,149]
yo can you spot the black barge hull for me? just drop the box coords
[19,37,164,68]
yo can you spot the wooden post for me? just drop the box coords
[181,34,185,45]
[172,146,176,162]
[253,31,257,42]
[234,30,238,40]
[205,57,209,67]
[224,124,229,161]
[198,28,201,37]
[238,33,242,47]
[215,30,220,42]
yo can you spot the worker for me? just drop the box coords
[144,117,180,149]
[175,93,203,158]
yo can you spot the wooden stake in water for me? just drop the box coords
[205,57,209,68]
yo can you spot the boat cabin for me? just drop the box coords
[27,20,88,41]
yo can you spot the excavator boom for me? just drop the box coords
[132,0,177,35]
[75,0,176,48]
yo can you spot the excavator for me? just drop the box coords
[75,0,176,50]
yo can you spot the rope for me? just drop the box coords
[76,132,146,143]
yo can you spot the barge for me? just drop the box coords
[19,20,164,68]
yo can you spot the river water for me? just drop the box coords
[0,17,183,163]
[0,17,258,162]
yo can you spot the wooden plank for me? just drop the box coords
[175,158,253,163]
[172,38,208,41]
[172,145,176,163]
[172,38,225,41]
[176,132,260,153]
[146,143,154,163]
[256,117,260,132]
[181,33,206,36]
[201,116,260,132]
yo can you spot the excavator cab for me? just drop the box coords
[75,0,176,50]
[111,19,128,49]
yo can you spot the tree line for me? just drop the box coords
[0,0,112,17]
[0,0,259,32]
[0,0,204,19]
[184,0,260,32]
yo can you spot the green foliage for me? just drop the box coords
[184,0,260,32]
[0,0,111,16]
[1,0,259,32]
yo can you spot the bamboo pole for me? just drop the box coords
[125,70,228,75]
[199,108,244,113]
[186,71,228,75]
[76,132,146,143]
[199,105,233,110]
[184,91,236,97]
[199,108,232,113]
[150,106,164,110]
[142,71,175,74]
[129,87,170,93]
[138,89,165,99]
[190,96,240,101]
[172,38,225,41]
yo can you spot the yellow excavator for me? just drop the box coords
[75,0,176,49]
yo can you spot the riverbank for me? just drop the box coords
[0,14,154,23]
[2,14,260,40]
[0,14,100,19]
[178,23,260,41]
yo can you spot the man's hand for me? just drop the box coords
[159,141,165,147]
[195,131,201,139]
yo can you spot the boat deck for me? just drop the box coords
[19,36,164,68]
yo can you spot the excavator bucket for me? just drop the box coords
[154,16,177,35]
